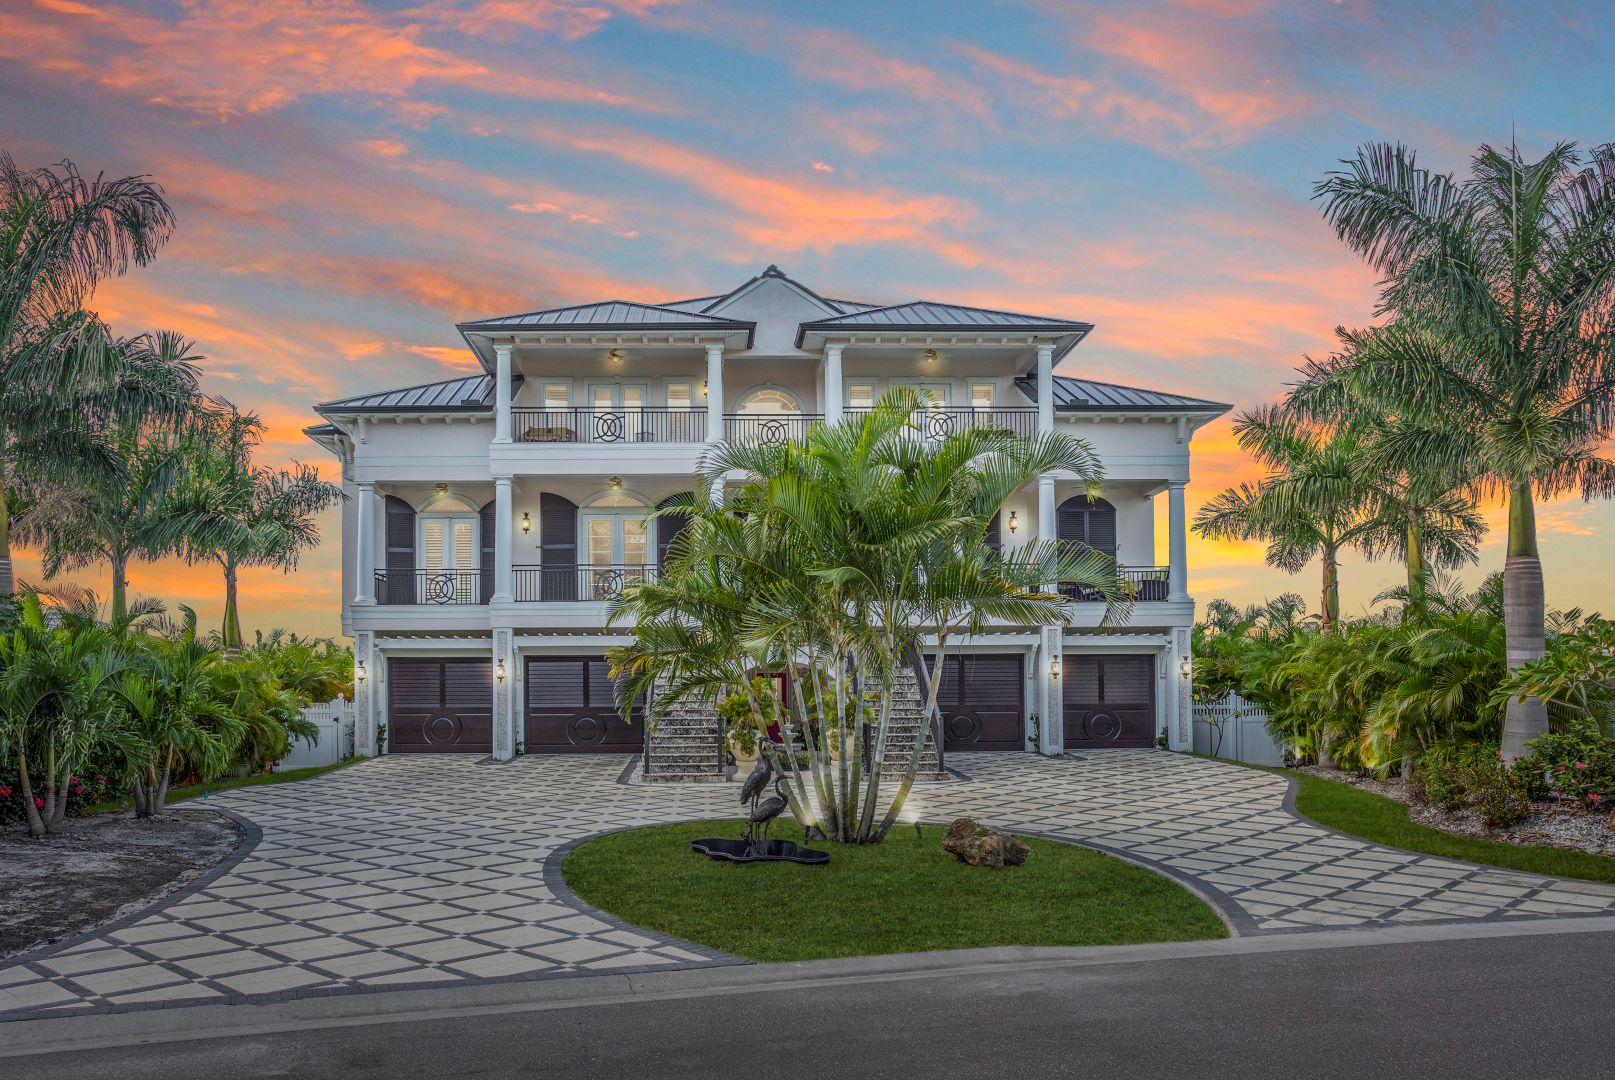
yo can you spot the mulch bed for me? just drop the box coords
[0,810,243,959]
[1297,765,1615,857]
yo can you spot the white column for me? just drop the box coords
[1171,629,1193,751]
[354,481,376,605]
[1168,480,1189,601]
[1035,341,1055,435]
[1037,473,1056,580]
[493,476,513,603]
[705,343,725,443]
[494,342,513,443]
[1038,628,1064,756]
[353,631,377,756]
[493,630,515,761]
[823,343,844,423]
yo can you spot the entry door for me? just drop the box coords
[1063,654,1156,749]
[419,515,477,604]
[581,512,650,599]
[894,381,953,440]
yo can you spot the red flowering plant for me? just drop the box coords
[1519,723,1615,809]
[0,766,119,827]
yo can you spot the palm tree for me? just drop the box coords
[177,406,343,648]
[1194,407,1380,631]
[12,333,210,622]
[611,389,1126,844]
[0,155,176,597]
[1314,139,1615,759]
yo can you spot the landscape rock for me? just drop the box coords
[941,817,1029,869]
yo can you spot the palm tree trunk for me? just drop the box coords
[1500,480,1548,762]
[110,550,128,625]
[17,751,45,839]
[1321,545,1341,631]
[42,739,60,835]
[222,557,243,649]
[1406,516,1427,618]
[0,470,12,598]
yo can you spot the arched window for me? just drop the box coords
[580,491,651,598]
[735,387,802,414]
[1056,496,1117,558]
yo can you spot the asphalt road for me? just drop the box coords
[7,929,1612,1079]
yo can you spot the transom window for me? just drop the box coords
[736,387,801,414]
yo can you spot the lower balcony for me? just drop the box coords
[374,568,489,606]
[512,564,656,602]
[1061,566,1172,603]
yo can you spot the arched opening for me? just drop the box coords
[1057,495,1117,602]
[734,386,803,414]
[580,490,651,599]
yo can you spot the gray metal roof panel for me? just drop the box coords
[801,299,1092,332]
[458,299,751,331]
[317,374,495,412]
[1015,374,1229,412]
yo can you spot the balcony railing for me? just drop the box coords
[1061,566,1171,603]
[844,406,1040,439]
[375,569,487,605]
[723,413,824,445]
[512,564,657,602]
[512,408,706,444]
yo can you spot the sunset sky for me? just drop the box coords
[5,0,1614,638]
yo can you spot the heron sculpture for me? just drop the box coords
[688,749,829,864]
[739,754,790,852]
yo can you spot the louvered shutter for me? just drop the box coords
[986,511,1002,552]
[384,496,415,604]
[1056,496,1117,558]
[479,500,496,603]
[539,493,578,601]
[656,493,691,571]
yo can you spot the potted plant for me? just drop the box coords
[717,678,778,766]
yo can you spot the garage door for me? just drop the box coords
[388,658,493,754]
[1063,654,1155,749]
[524,656,641,753]
[934,654,1024,752]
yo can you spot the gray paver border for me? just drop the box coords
[2,806,264,972]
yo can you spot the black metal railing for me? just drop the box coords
[844,406,1039,439]
[511,564,657,602]
[512,408,706,444]
[374,569,487,605]
[1060,566,1171,603]
[723,413,823,445]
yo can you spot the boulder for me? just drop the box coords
[941,817,1029,869]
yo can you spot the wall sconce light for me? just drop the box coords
[921,348,938,363]
[355,659,366,683]
[608,475,623,490]
[521,511,532,535]
[702,379,708,395]
[1049,656,1061,681]
[1179,656,1192,680]
[1007,510,1018,534]
[496,658,507,683]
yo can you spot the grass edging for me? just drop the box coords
[1191,753,1615,884]
[85,757,362,815]
[563,818,1229,963]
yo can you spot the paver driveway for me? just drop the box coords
[4,750,1615,1019]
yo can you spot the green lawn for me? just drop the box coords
[86,757,361,815]
[563,818,1228,962]
[1290,770,1615,884]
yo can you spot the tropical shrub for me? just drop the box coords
[1412,740,1530,827]
[1519,723,1615,810]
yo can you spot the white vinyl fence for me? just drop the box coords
[277,695,355,771]
[1192,693,1288,766]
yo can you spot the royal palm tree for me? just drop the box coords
[1314,139,1615,759]
[177,406,343,648]
[0,155,176,597]
[1194,407,1381,631]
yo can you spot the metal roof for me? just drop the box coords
[457,300,753,335]
[800,300,1093,336]
[1016,374,1229,413]
[317,374,496,413]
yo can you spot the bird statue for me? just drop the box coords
[738,754,789,853]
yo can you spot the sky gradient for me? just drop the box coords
[5,0,1615,638]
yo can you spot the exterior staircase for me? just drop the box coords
[872,667,944,780]
[642,691,725,782]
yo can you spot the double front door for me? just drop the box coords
[582,510,649,599]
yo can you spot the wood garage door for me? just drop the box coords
[524,656,641,754]
[388,658,493,754]
[1063,654,1155,749]
[935,654,1024,752]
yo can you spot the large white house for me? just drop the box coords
[305,267,1228,774]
